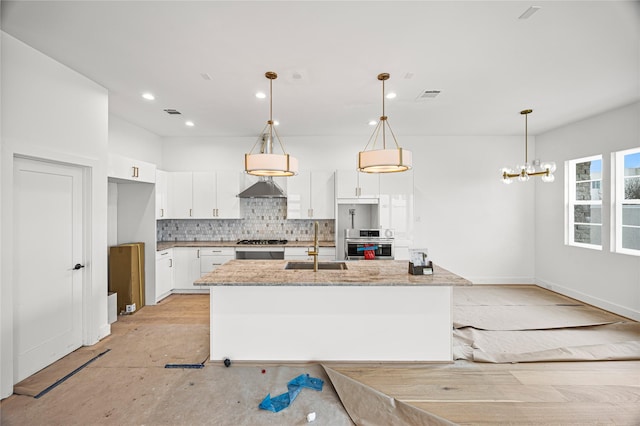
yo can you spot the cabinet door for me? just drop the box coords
[335,169,378,199]
[156,170,168,219]
[215,171,241,219]
[168,172,193,218]
[155,250,174,302]
[108,154,156,183]
[358,172,380,198]
[192,172,216,218]
[379,169,414,243]
[286,171,311,219]
[173,248,202,290]
[310,171,335,219]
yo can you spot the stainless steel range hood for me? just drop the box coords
[237,177,286,198]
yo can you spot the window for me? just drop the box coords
[614,148,640,255]
[567,155,602,249]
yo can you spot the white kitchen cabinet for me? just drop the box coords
[155,249,174,302]
[168,172,193,218]
[335,169,379,199]
[155,170,168,219]
[169,171,241,219]
[287,170,335,219]
[108,153,156,184]
[284,246,336,261]
[172,247,204,291]
[200,247,235,276]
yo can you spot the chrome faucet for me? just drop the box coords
[307,221,320,272]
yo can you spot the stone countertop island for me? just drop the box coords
[195,259,471,287]
[197,260,471,363]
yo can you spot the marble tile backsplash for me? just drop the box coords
[157,198,334,242]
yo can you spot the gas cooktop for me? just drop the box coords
[236,239,288,245]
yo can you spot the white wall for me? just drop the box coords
[162,133,534,283]
[0,33,109,398]
[109,114,163,165]
[535,102,640,320]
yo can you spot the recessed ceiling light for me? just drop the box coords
[386,92,397,99]
[256,92,266,99]
[368,120,377,126]
[142,93,155,101]
[185,121,195,127]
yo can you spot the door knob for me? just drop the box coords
[73,263,85,270]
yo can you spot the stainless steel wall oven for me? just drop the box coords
[344,229,394,260]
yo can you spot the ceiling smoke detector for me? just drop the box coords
[416,90,441,100]
[163,109,182,115]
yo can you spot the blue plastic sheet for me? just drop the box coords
[259,374,324,413]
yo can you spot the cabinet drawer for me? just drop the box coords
[199,247,235,257]
[156,249,172,260]
[200,255,234,274]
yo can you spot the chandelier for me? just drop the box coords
[501,109,556,184]
[358,73,412,173]
[245,71,298,177]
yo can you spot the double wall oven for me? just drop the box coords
[344,229,394,260]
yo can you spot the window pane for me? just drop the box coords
[575,182,602,201]
[574,224,601,245]
[622,226,640,250]
[574,205,602,224]
[623,152,640,177]
[575,159,602,181]
[625,176,640,200]
[622,204,640,226]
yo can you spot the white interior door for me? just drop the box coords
[13,157,84,383]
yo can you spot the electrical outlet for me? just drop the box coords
[125,303,136,313]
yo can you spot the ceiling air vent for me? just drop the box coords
[417,90,441,100]
[163,109,182,115]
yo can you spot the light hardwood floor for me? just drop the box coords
[2,291,639,425]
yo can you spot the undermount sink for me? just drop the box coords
[284,261,348,271]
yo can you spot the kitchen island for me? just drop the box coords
[195,259,471,362]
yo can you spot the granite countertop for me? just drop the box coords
[195,259,471,287]
[157,240,336,251]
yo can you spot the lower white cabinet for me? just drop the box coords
[173,248,204,292]
[155,249,174,302]
[200,247,235,276]
[284,246,336,261]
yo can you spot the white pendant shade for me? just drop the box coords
[245,153,298,177]
[358,148,412,173]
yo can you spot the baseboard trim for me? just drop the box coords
[535,278,640,321]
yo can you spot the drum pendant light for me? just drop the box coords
[245,71,299,177]
[358,73,412,173]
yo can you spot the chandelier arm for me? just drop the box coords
[272,125,288,154]
[385,120,402,149]
[363,120,384,152]
[248,122,271,154]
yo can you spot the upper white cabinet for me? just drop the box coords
[379,169,414,256]
[108,154,156,183]
[168,171,241,219]
[335,170,379,199]
[287,170,335,219]
[156,170,168,219]
[169,172,193,218]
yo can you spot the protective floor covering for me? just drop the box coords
[453,285,640,363]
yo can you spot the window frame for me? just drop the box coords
[566,154,603,250]
[613,147,640,256]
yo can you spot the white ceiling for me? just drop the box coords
[2,1,639,139]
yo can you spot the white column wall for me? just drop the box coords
[535,102,640,320]
[1,33,109,398]
[162,133,533,283]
